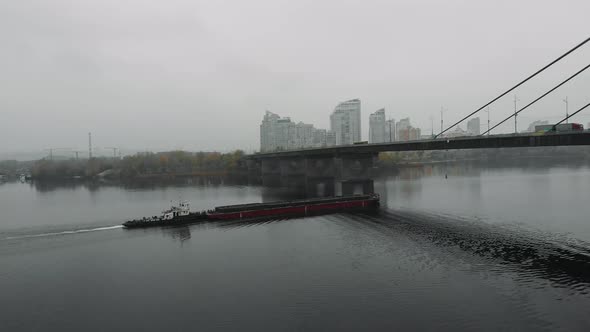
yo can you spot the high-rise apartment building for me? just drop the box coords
[395,118,411,141]
[326,131,337,147]
[385,119,396,142]
[395,118,421,141]
[260,111,330,152]
[467,117,480,136]
[312,129,327,147]
[369,108,386,143]
[260,111,280,152]
[330,99,361,145]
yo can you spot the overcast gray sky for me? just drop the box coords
[1,0,589,157]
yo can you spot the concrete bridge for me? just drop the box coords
[246,132,590,197]
[249,132,590,159]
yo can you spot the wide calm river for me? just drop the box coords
[1,164,590,331]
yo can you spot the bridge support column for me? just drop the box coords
[252,152,377,197]
[303,156,338,197]
[261,159,281,187]
[335,153,377,196]
[278,157,306,192]
[246,159,262,185]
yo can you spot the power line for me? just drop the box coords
[435,37,590,138]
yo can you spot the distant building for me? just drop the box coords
[395,118,410,141]
[330,99,361,145]
[260,111,326,152]
[467,117,480,136]
[369,108,387,143]
[526,120,549,132]
[395,118,421,141]
[397,127,421,141]
[326,131,337,146]
[312,129,327,147]
[445,126,468,138]
[260,111,281,152]
[410,127,421,140]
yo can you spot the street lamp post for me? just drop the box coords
[430,115,434,138]
[514,95,520,133]
[563,96,569,124]
[440,106,446,135]
[485,106,490,135]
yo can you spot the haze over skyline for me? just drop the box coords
[1,0,589,157]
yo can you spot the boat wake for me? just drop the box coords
[3,225,123,240]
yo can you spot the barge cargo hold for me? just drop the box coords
[123,194,380,229]
[207,194,380,221]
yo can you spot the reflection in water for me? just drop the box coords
[162,226,192,244]
[364,209,590,293]
[27,175,251,193]
[3,163,590,331]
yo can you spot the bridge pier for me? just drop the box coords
[305,176,336,197]
[246,159,262,184]
[336,153,377,196]
[260,159,281,187]
[252,153,377,197]
[278,157,306,191]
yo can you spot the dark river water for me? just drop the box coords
[1,164,590,331]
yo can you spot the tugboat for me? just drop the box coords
[123,194,380,229]
[123,201,207,229]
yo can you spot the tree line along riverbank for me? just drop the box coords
[1,146,589,181]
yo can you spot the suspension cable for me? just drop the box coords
[435,37,590,138]
[481,63,590,135]
[552,102,590,129]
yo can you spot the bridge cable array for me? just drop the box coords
[435,37,590,138]
[480,63,590,136]
[553,102,590,128]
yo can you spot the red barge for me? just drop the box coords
[123,194,380,228]
[207,194,380,221]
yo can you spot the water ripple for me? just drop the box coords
[365,209,590,293]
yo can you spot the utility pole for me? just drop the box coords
[513,95,520,133]
[563,96,569,123]
[440,106,446,136]
[105,147,118,159]
[88,132,93,159]
[71,150,85,160]
[430,115,434,137]
[44,147,71,161]
[488,106,491,135]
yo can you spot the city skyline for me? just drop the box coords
[259,96,533,152]
[1,0,589,155]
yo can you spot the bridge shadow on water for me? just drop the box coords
[358,208,590,293]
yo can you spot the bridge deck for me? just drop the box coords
[249,132,590,159]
